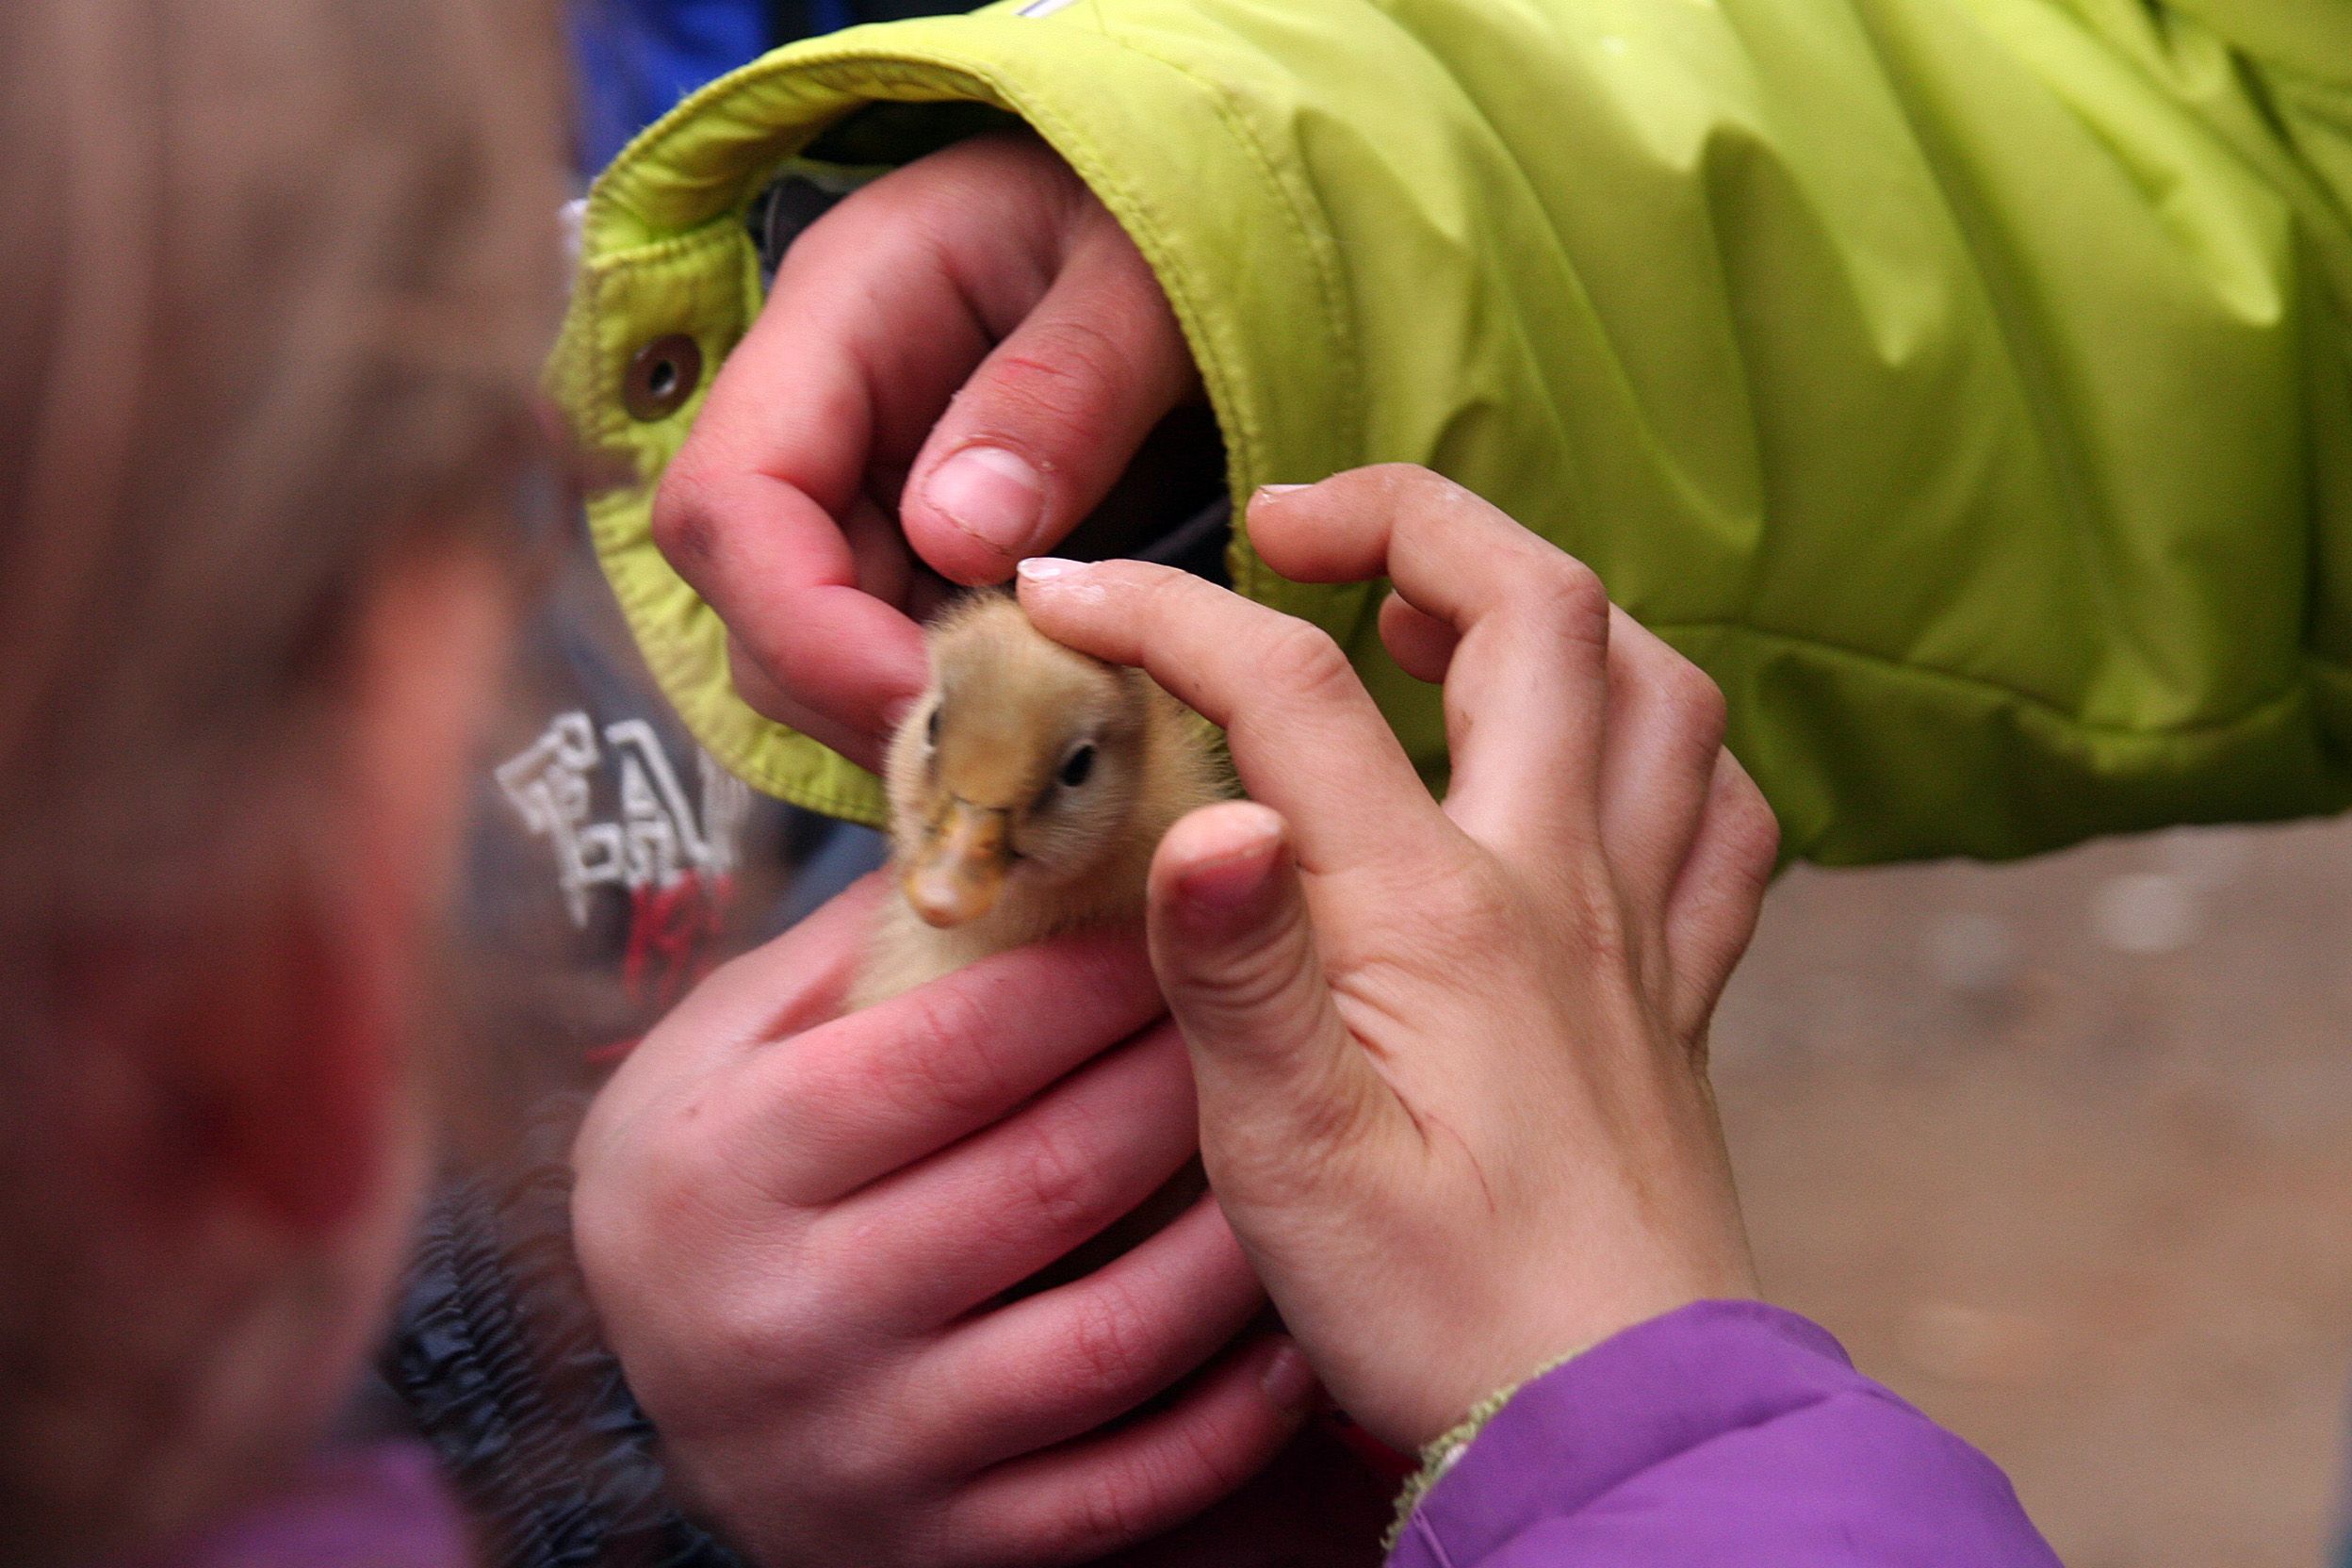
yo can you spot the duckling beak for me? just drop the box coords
[906,798,1014,927]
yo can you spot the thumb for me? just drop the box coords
[1148,803,1388,1182]
[901,211,1199,584]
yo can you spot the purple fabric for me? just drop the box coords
[106,1441,474,1568]
[1394,1300,2059,1567]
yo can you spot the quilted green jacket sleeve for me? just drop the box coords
[547,0,2352,866]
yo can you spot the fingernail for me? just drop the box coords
[1015,556,1085,582]
[1176,812,1283,913]
[1253,482,1310,500]
[1259,1339,1318,1413]
[926,445,1045,557]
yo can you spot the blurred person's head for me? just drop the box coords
[0,1,564,1559]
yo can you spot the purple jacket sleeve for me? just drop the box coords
[1392,1301,2059,1568]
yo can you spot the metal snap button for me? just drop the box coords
[623,334,702,421]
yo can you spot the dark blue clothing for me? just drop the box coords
[567,0,776,172]
[567,0,943,172]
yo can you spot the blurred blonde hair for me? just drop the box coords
[0,0,564,1551]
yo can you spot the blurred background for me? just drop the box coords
[1712,820,2352,1568]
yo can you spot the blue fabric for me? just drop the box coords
[568,0,775,172]
[567,0,975,172]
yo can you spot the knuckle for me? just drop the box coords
[585,1108,731,1246]
[1522,556,1611,649]
[1011,1116,1100,1236]
[1062,1279,1157,1402]
[1364,461,1478,509]
[675,1291,822,1405]
[1166,1403,1254,1498]
[1687,688,1732,760]
[1541,860,1633,970]
[1189,911,1317,1027]
[1720,766,1783,884]
[650,465,718,574]
[1365,461,1453,501]
[814,1430,914,1507]
[800,1220,926,1339]
[889,984,1016,1122]
[707,1299,794,1374]
[1061,1429,1232,1557]
[1668,663,1730,753]
[722,636,792,720]
[985,317,1132,425]
[624,1135,719,1235]
[836,172,924,240]
[1665,667,1740,766]
[1046,1469,1151,1560]
[1256,620,1356,708]
[735,1056,829,1158]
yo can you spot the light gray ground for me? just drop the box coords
[1715,819,2352,1568]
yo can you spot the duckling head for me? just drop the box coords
[883,594,1156,929]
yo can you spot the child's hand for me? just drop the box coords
[1017,466,1778,1451]
[571,885,1314,1568]
[652,131,1196,771]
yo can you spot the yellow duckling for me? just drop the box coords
[851,592,1229,1009]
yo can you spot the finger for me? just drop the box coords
[718,541,961,762]
[818,1020,1201,1325]
[1016,561,1442,878]
[738,927,1167,1202]
[901,217,1199,583]
[723,632,877,764]
[942,1334,1317,1568]
[656,455,930,773]
[841,486,921,605]
[1147,805,1398,1208]
[1244,466,1614,853]
[1594,616,1731,923]
[911,1198,1264,1471]
[649,139,1070,766]
[1663,750,1779,1042]
[1376,589,1457,684]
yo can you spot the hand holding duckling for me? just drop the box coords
[651,131,1191,770]
[1017,466,1780,1451]
[572,892,1316,1568]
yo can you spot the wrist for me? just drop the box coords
[1381,1343,1593,1552]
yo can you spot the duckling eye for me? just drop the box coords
[925,706,940,748]
[1057,743,1097,789]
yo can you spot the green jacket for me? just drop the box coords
[548,0,2352,866]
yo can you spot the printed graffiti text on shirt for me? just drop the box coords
[495,711,753,928]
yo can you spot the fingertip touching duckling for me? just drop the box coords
[851,591,1229,1010]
